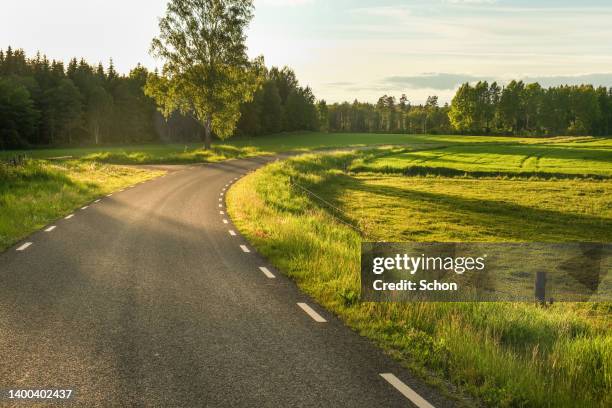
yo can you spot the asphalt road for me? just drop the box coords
[0,156,456,407]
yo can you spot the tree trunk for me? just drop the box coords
[94,123,100,145]
[203,116,212,150]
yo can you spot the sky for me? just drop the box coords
[2,0,612,104]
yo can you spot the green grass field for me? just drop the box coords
[0,132,561,164]
[0,160,163,251]
[227,136,612,407]
[352,140,612,177]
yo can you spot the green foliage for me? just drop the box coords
[0,47,158,147]
[261,80,282,133]
[42,78,82,144]
[449,81,499,133]
[236,66,318,136]
[325,95,451,134]
[0,77,39,148]
[146,0,263,148]
[325,80,612,137]
[449,80,610,136]
[0,46,315,149]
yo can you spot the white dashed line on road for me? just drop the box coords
[220,211,225,215]
[297,303,327,323]
[259,267,276,279]
[95,199,101,203]
[16,242,32,251]
[229,230,237,236]
[380,374,435,408]
[240,245,251,253]
[45,226,56,232]
[81,206,89,210]
[219,204,223,208]
[65,214,74,219]
[107,194,113,197]
[223,219,229,224]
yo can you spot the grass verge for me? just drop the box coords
[1,143,270,164]
[0,160,163,251]
[227,149,611,408]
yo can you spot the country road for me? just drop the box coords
[0,155,455,407]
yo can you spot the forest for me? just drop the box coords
[0,47,318,149]
[1,46,612,150]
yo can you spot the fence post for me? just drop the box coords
[535,272,547,305]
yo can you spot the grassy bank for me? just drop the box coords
[0,160,162,251]
[227,142,612,407]
[1,143,270,164]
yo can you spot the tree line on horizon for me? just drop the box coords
[322,82,612,136]
[448,80,612,136]
[2,46,612,150]
[320,95,452,135]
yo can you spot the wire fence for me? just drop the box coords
[288,176,381,242]
[1,154,27,166]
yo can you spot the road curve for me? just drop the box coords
[0,155,456,407]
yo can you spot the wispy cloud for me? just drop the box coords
[524,73,612,88]
[381,72,612,91]
[383,73,483,90]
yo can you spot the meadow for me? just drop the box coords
[226,136,612,407]
[351,138,612,178]
[0,132,544,164]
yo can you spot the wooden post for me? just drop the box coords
[535,272,547,305]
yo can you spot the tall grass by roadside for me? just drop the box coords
[227,149,612,407]
[81,144,269,164]
[0,160,162,251]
